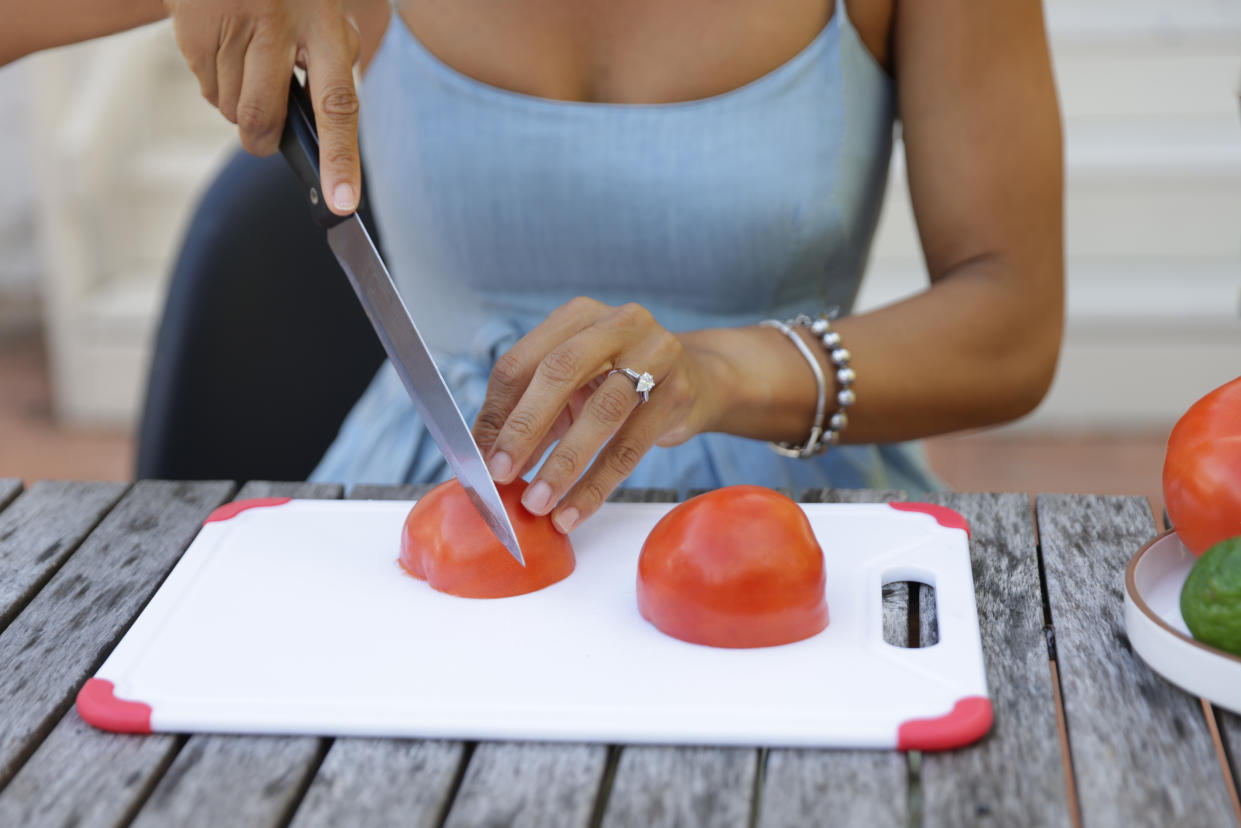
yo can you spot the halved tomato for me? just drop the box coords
[636,485,830,648]
[400,479,575,598]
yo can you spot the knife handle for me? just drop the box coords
[279,75,350,230]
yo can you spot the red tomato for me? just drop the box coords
[400,479,575,598]
[637,485,830,648]
[1163,375,1241,556]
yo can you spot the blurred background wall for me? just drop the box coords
[0,0,1237,489]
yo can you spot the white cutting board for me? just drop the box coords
[79,498,992,750]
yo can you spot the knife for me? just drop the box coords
[278,75,524,566]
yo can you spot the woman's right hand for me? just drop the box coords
[164,0,362,215]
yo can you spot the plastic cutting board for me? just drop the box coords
[79,497,991,750]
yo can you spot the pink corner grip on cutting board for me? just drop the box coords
[203,498,292,525]
[888,502,970,538]
[77,678,152,734]
[897,696,993,751]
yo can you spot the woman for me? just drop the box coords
[6,0,1063,533]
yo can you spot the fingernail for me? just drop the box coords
[523,480,553,515]
[333,183,356,212]
[553,507,579,534]
[488,451,513,482]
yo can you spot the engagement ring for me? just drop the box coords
[608,368,656,404]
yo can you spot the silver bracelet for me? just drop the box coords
[759,313,855,457]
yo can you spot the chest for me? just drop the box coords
[396,0,862,104]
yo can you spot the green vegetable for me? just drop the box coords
[1181,536,1241,656]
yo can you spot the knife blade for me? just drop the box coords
[278,75,524,565]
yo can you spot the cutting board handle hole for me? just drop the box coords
[881,579,939,648]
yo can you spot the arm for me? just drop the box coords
[1,1,167,67]
[708,0,1064,445]
[475,0,1064,529]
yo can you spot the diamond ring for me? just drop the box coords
[607,368,656,404]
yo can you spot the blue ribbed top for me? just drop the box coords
[314,8,941,493]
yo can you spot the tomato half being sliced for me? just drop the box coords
[637,485,830,648]
[400,479,575,598]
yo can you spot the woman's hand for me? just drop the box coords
[164,0,363,215]
[472,297,725,534]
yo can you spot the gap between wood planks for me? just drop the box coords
[1031,496,1083,828]
[432,738,476,828]
[586,745,621,828]
[115,735,191,827]
[274,741,333,828]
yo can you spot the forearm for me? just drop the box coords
[1,0,167,67]
[684,255,1063,446]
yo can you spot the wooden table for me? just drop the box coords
[0,479,1238,827]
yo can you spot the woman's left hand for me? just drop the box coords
[472,297,722,533]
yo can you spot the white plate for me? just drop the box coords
[1124,531,1241,715]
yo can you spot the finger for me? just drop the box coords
[515,405,575,479]
[520,371,643,517]
[473,297,608,460]
[215,17,254,124]
[551,407,664,533]
[487,323,627,487]
[236,29,296,156]
[306,24,362,214]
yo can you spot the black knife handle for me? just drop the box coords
[279,75,350,229]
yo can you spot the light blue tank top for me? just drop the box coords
[312,6,942,494]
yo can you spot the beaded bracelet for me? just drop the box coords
[759,313,855,457]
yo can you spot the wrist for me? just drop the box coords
[677,325,828,442]
[675,330,746,436]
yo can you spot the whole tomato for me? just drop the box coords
[400,479,575,598]
[637,485,830,648]
[1163,375,1241,556]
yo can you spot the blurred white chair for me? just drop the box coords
[27,21,235,425]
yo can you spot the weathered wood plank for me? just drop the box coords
[286,482,461,828]
[0,482,343,828]
[800,487,907,504]
[603,747,757,828]
[0,481,128,634]
[1223,709,1241,789]
[289,740,464,828]
[129,737,327,828]
[233,481,345,500]
[918,492,1070,827]
[1038,494,1236,826]
[1209,705,1241,824]
[125,482,343,828]
[0,480,234,791]
[447,743,607,828]
[759,489,910,828]
[0,710,180,828]
[0,479,21,512]
[350,483,434,500]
